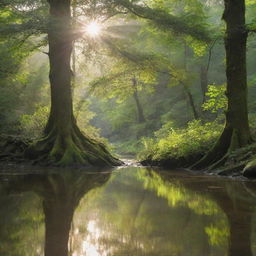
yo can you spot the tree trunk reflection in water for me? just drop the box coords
[41,171,111,256]
[43,200,75,256]
[160,173,255,256]
[228,213,252,256]
[2,170,111,256]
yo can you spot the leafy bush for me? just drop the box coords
[202,84,227,113]
[19,105,49,138]
[138,120,222,162]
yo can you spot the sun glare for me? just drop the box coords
[85,21,102,37]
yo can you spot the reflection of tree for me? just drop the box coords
[153,170,256,256]
[0,180,43,256]
[73,168,226,256]
[41,172,110,256]
[2,167,254,256]
[0,169,111,256]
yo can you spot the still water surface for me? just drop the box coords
[0,165,256,256]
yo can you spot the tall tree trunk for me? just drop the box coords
[192,0,251,169]
[183,43,199,120]
[132,77,146,123]
[47,0,73,142]
[25,0,121,167]
[200,65,208,104]
[182,84,199,120]
[71,0,77,94]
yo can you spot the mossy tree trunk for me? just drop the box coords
[192,0,251,169]
[25,0,121,167]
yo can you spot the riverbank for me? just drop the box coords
[2,134,256,179]
[140,143,256,179]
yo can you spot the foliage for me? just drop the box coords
[19,105,49,138]
[0,0,256,167]
[75,100,104,141]
[202,84,227,113]
[138,120,222,161]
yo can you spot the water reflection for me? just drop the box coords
[72,169,224,255]
[0,167,256,256]
[157,170,256,256]
[0,169,111,256]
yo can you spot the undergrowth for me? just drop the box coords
[138,120,222,164]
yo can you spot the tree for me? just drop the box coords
[192,0,252,169]
[24,0,121,166]
[131,76,146,123]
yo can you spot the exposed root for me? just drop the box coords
[243,158,256,178]
[205,154,229,172]
[25,124,122,167]
[0,135,30,161]
[191,126,252,171]
[190,127,233,170]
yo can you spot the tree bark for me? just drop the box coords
[200,65,208,104]
[25,0,121,167]
[182,84,199,120]
[192,0,251,169]
[223,0,251,147]
[47,0,73,139]
[183,43,199,120]
[132,77,146,123]
[71,0,77,94]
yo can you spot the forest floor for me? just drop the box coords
[140,143,256,179]
[1,134,256,179]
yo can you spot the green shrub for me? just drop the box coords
[19,105,49,138]
[202,84,227,113]
[138,120,222,162]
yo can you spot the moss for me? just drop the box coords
[24,122,122,167]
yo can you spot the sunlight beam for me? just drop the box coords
[85,21,102,37]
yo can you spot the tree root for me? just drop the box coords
[25,124,122,167]
[204,154,229,172]
[0,135,30,161]
[191,125,253,170]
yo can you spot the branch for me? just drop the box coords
[117,0,211,42]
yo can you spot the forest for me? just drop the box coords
[0,0,256,176]
[2,1,256,256]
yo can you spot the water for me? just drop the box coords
[0,165,256,256]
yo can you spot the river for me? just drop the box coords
[0,164,255,256]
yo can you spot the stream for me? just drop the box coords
[0,163,256,256]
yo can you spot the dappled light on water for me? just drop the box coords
[1,167,256,256]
